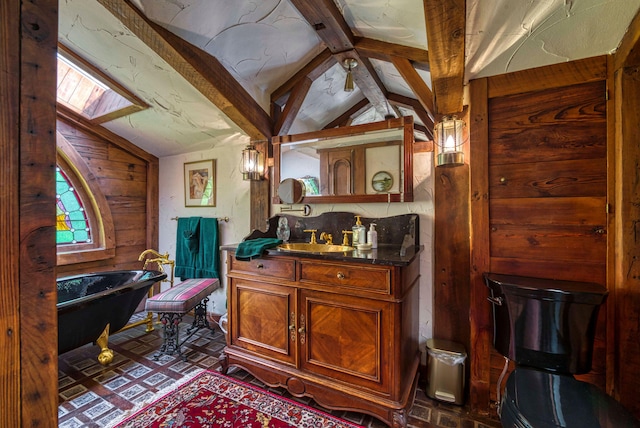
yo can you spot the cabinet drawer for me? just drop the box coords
[300,261,390,293]
[229,255,296,281]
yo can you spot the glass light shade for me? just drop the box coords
[434,116,465,167]
[241,144,264,181]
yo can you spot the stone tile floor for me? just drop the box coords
[58,313,501,427]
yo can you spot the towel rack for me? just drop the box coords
[170,216,229,222]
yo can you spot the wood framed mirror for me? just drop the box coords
[272,117,414,204]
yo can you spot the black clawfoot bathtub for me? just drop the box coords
[57,270,167,364]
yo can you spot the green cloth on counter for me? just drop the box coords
[235,238,282,261]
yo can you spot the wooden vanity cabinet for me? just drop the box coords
[223,252,421,428]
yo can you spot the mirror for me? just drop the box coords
[272,117,414,204]
[277,178,305,204]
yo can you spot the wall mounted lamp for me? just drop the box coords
[343,59,357,92]
[240,144,264,181]
[434,115,465,167]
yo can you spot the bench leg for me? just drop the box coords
[154,312,186,362]
[187,297,213,333]
[152,298,214,362]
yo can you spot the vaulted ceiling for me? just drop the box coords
[58,0,640,157]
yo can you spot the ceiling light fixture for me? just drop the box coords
[240,144,264,181]
[434,115,465,167]
[343,59,357,92]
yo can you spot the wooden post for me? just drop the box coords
[468,77,492,415]
[612,63,640,416]
[1,0,59,425]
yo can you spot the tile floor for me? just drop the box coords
[57,313,501,428]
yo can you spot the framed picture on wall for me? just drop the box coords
[184,159,216,207]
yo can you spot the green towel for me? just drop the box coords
[175,217,201,279]
[235,238,282,261]
[195,217,220,278]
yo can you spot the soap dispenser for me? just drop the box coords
[367,223,378,249]
[352,215,366,245]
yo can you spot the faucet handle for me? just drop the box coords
[341,230,353,246]
[303,229,318,244]
[319,232,333,245]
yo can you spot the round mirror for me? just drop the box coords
[277,178,305,204]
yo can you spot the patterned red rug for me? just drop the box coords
[111,369,364,428]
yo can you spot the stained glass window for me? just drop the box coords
[56,166,91,244]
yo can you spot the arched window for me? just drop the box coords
[56,166,92,245]
[56,131,115,265]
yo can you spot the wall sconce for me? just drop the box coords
[241,144,264,181]
[343,59,357,92]
[434,115,465,167]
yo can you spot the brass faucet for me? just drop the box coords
[319,232,333,245]
[341,230,353,246]
[303,229,318,244]
[138,248,166,261]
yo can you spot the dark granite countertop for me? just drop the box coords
[221,243,423,267]
[223,211,422,266]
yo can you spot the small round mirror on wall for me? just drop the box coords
[277,178,305,204]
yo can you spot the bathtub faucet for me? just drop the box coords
[138,249,175,273]
[138,248,167,262]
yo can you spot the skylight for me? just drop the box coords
[56,44,147,123]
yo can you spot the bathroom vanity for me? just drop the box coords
[221,214,421,427]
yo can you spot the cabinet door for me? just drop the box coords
[229,279,297,366]
[299,289,391,394]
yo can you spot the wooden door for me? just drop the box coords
[298,289,391,394]
[228,279,297,366]
[487,79,608,390]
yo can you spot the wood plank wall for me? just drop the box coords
[55,117,160,276]
[468,56,610,415]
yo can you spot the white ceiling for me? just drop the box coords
[58,0,640,158]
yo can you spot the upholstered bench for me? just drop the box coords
[145,278,219,361]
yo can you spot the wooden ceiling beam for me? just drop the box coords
[354,37,430,71]
[271,49,336,107]
[413,123,431,140]
[97,0,272,140]
[423,0,465,115]
[391,57,435,120]
[290,0,391,118]
[323,97,370,129]
[274,77,312,136]
[388,92,434,138]
[288,0,354,52]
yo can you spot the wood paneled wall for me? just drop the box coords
[467,56,611,415]
[56,116,159,276]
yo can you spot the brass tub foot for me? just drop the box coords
[96,323,114,365]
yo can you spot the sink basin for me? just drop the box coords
[276,243,355,253]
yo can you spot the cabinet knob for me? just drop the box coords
[337,272,345,280]
[298,327,305,334]
[289,325,295,331]
[256,263,264,269]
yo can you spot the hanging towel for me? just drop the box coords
[195,217,220,279]
[175,217,201,279]
[235,238,282,261]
